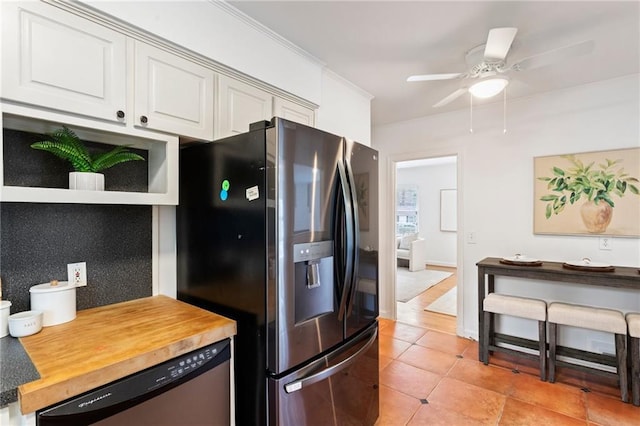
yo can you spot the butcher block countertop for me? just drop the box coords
[17,295,236,414]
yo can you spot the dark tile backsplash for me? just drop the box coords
[0,203,152,314]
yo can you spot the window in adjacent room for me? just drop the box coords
[396,184,419,235]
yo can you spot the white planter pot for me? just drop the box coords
[69,172,104,191]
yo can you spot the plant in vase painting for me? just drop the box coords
[30,126,145,190]
[538,155,639,233]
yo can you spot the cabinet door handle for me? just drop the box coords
[140,115,148,124]
[116,110,125,119]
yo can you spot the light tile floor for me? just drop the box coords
[383,265,639,424]
[377,318,640,425]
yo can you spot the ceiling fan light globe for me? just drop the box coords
[468,78,509,98]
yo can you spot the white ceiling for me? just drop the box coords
[227,1,640,126]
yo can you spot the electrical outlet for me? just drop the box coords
[67,262,87,287]
[599,237,613,250]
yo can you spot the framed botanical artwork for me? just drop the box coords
[533,147,640,237]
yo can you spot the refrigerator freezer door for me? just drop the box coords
[344,140,379,339]
[267,119,346,374]
[268,322,379,426]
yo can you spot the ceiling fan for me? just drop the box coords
[407,28,595,108]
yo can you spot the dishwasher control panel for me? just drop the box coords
[160,344,220,386]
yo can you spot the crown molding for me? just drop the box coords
[323,68,374,101]
[210,1,326,69]
[214,1,373,101]
[42,0,318,109]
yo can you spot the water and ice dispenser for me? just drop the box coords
[293,241,334,324]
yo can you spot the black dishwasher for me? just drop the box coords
[37,338,231,425]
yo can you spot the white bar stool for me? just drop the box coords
[482,293,547,380]
[548,302,628,403]
[626,312,640,406]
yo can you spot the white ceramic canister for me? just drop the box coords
[30,281,76,326]
[0,300,12,338]
[8,310,43,337]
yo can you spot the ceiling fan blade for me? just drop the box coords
[407,73,462,82]
[511,40,594,71]
[433,88,468,108]
[484,27,518,61]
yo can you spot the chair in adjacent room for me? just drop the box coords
[482,293,548,381]
[395,233,427,272]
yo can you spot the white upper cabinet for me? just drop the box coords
[1,1,127,123]
[216,75,273,139]
[273,97,315,127]
[134,41,214,140]
[1,2,215,141]
[216,76,316,139]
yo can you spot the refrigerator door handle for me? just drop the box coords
[344,157,360,317]
[336,161,354,321]
[283,326,377,394]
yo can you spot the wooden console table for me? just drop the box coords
[477,257,640,362]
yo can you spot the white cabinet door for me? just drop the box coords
[1,2,127,123]
[134,41,214,140]
[216,75,273,139]
[273,97,315,127]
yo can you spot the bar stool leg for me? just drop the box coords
[538,320,547,381]
[549,322,557,383]
[615,333,629,403]
[482,310,491,365]
[632,336,640,407]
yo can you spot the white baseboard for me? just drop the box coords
[464,327,479,342]
[379,309,393,320]
[426,260,457,268]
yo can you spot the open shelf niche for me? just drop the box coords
[1,105,178,205]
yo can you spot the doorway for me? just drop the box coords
[394,156,458,334]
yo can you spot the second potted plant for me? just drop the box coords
[30,126,145,191]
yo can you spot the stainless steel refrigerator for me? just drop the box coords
[177,118,379,425]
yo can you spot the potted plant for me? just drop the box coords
[30,126,145,191]
[538,155,639,233]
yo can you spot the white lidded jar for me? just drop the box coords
[30,280,76,326]
[0,300,12,338]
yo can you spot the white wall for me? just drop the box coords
[374,74,640,347]
[316,70,373,145]
[397,162,457,266]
